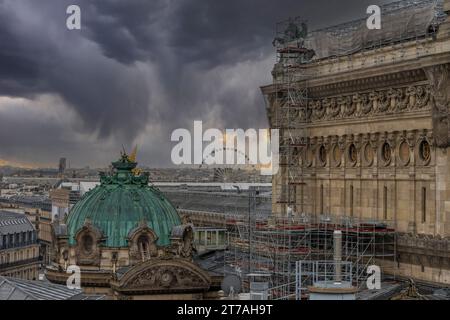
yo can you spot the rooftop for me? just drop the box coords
[0,276,104,300]
[0,210,35,235]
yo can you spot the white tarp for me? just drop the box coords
[304,0,442,59]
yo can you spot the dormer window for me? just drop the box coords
[81,234,94,255]
[137,235,150,261]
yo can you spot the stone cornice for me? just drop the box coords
[262,38,450,98]
[305,110,431,129]
[308,71,428,99]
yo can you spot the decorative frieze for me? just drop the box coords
[309,84,431,122]
[269,84,431,128]
[424,64,450,148]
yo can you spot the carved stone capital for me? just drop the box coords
[354,134,363,150]
[337,136,346,151]
[370,133,379,149]
[406,130,417,148]
[323,136,331,149]
[387,132,397,148]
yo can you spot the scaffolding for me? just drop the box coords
[223,15,399,299]
[222,0,448,300]
[224,213,396,299]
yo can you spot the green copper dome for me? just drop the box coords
[66,153,181,247]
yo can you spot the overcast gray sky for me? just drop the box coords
[0,0,392,168]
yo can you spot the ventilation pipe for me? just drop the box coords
[333,230,342,282]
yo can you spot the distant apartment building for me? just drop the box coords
[0,195,53,266]
[0,211,40,280]
[25,209,53,266]
[50,182,80,221]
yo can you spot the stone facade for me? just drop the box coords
[0,211,40,280]
[261,1,450,284]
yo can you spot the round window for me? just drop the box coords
[348,144,357,164]
[399,141,410,165]
[332,145,341,165]
[363,143,374,165]
[381,142,391,164]
[318,145,327,165]
[419,140,431,163]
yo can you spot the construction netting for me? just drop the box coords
[282,0,446,60]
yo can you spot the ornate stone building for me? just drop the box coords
[261,0,450,284]
[0,211,40,280]
[46,153,221,299]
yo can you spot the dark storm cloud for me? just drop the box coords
[81,0,168,64]
[85,0,392,67]
[0,6,45,96]
[0,0,392,167]
[76,0,392,130]
[0,0,151,141]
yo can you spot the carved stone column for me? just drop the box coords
[424,64,450,148]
